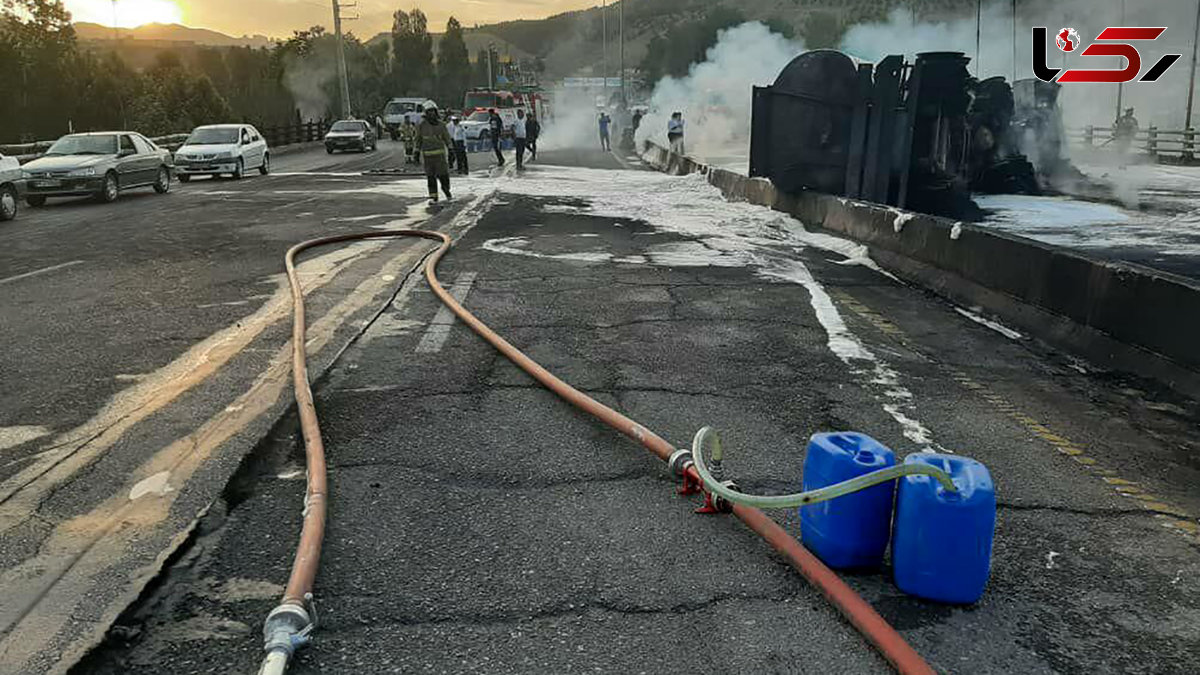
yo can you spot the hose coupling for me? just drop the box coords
[668,449,693,476]
[710,480,739,514]
[262,595,316,660]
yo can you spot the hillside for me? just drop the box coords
[438,0,980,79]
[74,22,274,48]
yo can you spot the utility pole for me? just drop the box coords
[1187,0,1200,129]
[331,0,353,119]
[111,0,119,40]
[1116,0,1126,124]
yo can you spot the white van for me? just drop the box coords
[174,124,270,181]
[383,98,429,139]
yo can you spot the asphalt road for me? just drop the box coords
[0,139,504,673]
[66,148,1200,673]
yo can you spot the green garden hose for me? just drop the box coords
[691,427,958,510]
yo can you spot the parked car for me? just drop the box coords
[0,153,23,221]
[459,109,518,143]
[324,120,377,153]
[21,132,173,206]
[175,124,270,181]
[383,97,428,139]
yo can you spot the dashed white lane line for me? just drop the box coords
[0,260,84,286]
[415,272,478,354]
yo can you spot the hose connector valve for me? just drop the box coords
[668,449,693,476]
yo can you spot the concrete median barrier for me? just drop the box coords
[642,141,1200,397]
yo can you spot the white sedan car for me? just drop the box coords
[1,153,22,221]
[174,124,270,181]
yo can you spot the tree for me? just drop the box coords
[801,11,844,49]
[640,8,747,83]
[437,17,470,109]
[391,8,433,96]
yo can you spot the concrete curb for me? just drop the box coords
[641,142,1200,398]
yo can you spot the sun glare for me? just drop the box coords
[67,0,185,29]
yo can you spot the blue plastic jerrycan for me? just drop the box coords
[799,432,897,569]
[892,453,996,604]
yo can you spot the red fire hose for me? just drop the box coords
[260,228,935,675]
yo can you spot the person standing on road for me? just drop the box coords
[598,112,612,151]
[526,113,540,162]
[1114,107,1139,168]
[416,103,453,203]
[488,108,506,166]
[668,112,685,155]
[513,109,528,170]
[400,119,418,164]
[449,115,469,175]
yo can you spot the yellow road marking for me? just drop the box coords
[830,289,1197,540]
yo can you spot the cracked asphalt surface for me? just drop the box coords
[29,148,1200,673]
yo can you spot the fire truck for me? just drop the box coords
[462,89,546,121]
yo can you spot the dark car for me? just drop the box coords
[21,132,173,206]
[324,120,377,154]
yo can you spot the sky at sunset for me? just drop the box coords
[63,0,601,37]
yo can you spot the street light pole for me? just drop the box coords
[602,0,608,92]
[1011,0,1017,83]
[975,0,981,76]
[487,43,495,90]
[1116,0,1126,124]
[620,0,626,104]
[1187,0,1200,130]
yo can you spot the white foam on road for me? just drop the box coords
[475,165,938,449]
[128,471,173,500]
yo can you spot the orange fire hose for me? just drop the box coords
[266,228,935,675]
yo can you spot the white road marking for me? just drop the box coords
[128,471,172,500]
[0,260,84,286]
[415,272,477,353]
[0,427,50,453]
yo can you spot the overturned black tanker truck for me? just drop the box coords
[750,49,1089,220]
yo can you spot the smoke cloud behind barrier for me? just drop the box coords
[283,53,336,121]
[841,2,1200,130]
[634,22,805,167]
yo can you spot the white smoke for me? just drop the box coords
[635,22,805,165]
[283,55,335,120]
[840,2,1200,131]
[540,86,610,150]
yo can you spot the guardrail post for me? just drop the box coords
[1147,126,1158,160]
[1084,125,1094,148]
[1185,128,1195,162]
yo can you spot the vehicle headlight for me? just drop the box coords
[67,167,96,177]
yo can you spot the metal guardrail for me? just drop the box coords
[1067,125,1200,163]
[1,121,330,164]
